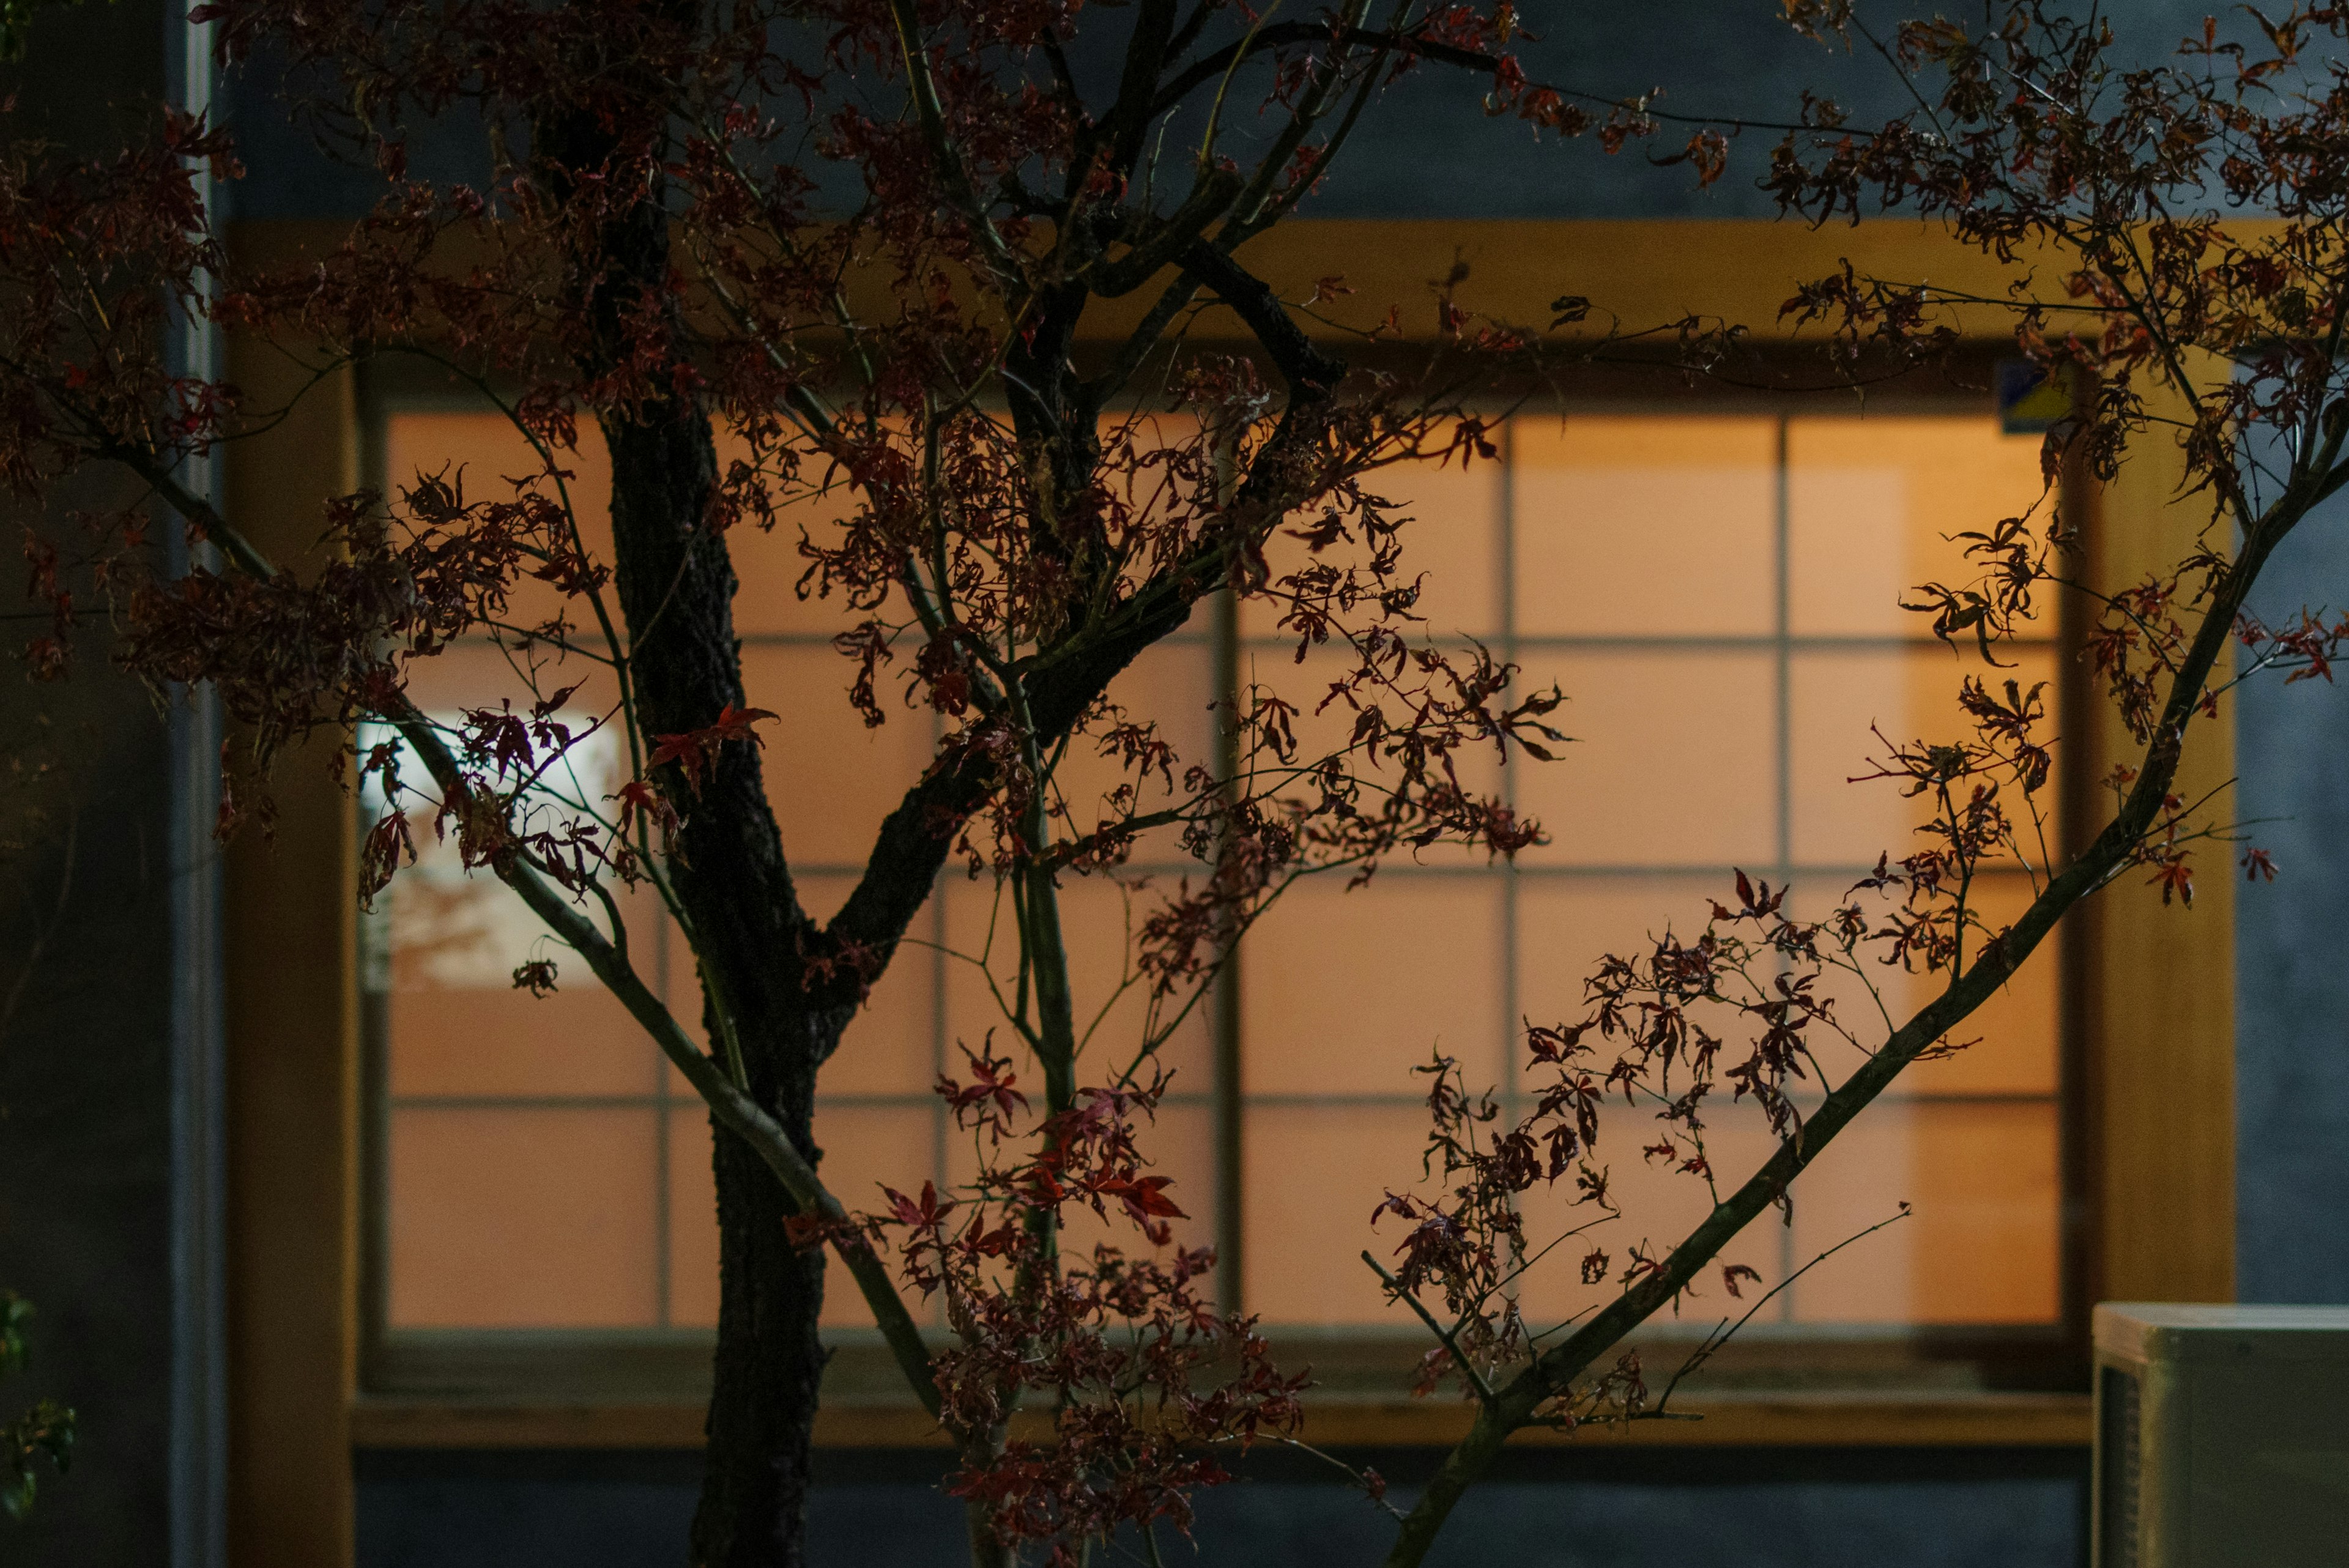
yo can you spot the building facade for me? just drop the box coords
[2,4,2340,1566]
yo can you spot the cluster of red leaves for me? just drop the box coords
[1348,8,2349,1424]
[1766,0,2349,915]
[0,108,239,676]
[131,456,628,849]
[858,1049,1304,1567]
[648,702,776,793]
[2239,606,2349,689]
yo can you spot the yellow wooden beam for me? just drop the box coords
[223,313,361,1566]
[351,1391,2090,1452]
[2078,354,2238,1307]
[226,216,2055,347]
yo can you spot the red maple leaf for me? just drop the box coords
[648,703,778,793]
[1096,1174,1186,1224]
[880,1181,949,1230]
[610,778,680,841]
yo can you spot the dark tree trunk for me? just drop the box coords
[593,355,835,1567]
[524,21,1224,1568]
[536,66,841,1568]
[596,382,834,1566]
[696,1079,834,1567]
[592,287,834,1568]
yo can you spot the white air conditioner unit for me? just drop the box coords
[2093,1302,2349,1567]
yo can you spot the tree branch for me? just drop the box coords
[820,587,1198,1032]
[1099,0,1182,178]
[884,0,1021,288]
[1379,425,2306,1567]
[1176,240,1345,398]
[1360,1250,1496,1408]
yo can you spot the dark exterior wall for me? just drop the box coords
[224,2,2238,223]
[0,7,195,1563]
[0,660,176,1567]
[2235,483,2349,1303]
[355,1447,2087,1568]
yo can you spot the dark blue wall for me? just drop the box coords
[222,1,2239,223]
[356,1447,2087,1568]
[2235,481,2349,1303]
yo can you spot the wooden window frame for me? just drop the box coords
[224,218,2232,1561]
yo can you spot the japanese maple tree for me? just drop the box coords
[10,1,2349,1566]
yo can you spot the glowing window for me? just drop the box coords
[363,406,2062,1359]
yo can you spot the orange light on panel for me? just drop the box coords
[1787,644,2061,871]
[395,639,622,727]
[1786,417,2051,640]
[1510,1115,1783,1330]
[383,412,614,637]
[1230,641,1504,874]
[1789,1099,2058,1325]
[1781,1101,1924,1324]
[384,847,666,1101]
[1512,873,1731,1085]
[374,638,660,1100]
[940,872,1215,1096]
[1244,1103,1431,1326]
[1048,636,1218,867]
[1510,648,1776,868]
[815,1103,943,1328]
[1510,415,1776,638]
[1786,872,2059,1102]
[1241,873,1505,1099]
[666,1105,722,1329]
[666,1102,940,1331]
[1903,1099,2060,1323]
[388,1106,660,1328]
[744,874,943,1103]
[716,427,874,641]
[390,989,662,1101]
[741,644,936,869]
[1097,409,1204,603]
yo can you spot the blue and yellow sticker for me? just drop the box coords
[1997,361,2071,435]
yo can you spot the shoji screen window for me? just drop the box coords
[363,403,2062,1389]
[1238,413,2063,1334]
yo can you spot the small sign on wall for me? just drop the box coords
[1998,360,2072,435]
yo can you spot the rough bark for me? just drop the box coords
[599,357,831,1566]
[599,284,833,1568]
[534,61,842,1561]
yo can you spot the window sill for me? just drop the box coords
[355,1327,2090,1449]
[348,1389,2090,1452]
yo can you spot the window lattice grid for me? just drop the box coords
[366,407,2063,1340]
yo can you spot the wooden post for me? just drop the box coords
[222,245,361,1567]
